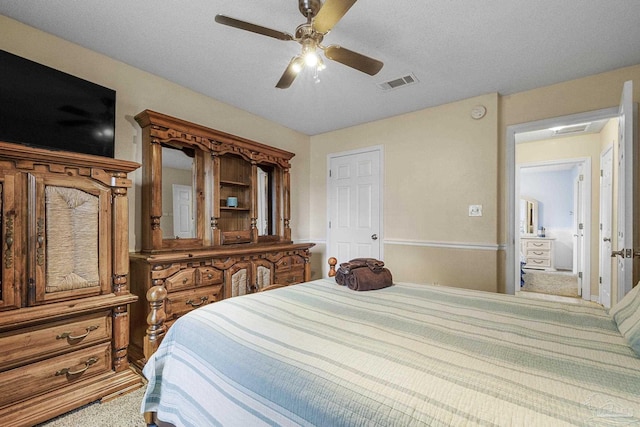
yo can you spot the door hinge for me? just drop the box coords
[599,276,602,284]
[579,174,584,181]
[329,169,332,178]
[600,169,603,177]
[578,272,583,279]
[578,223,584,230]
[329,221,331,229]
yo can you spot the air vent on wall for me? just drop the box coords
[552,123,590,135]
[377,73,418,91]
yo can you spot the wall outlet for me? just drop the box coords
[469,204,483,217]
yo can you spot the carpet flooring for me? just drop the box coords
[37,385,146,427]
[521,268,580,297]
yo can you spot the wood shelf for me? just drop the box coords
[220,180,250,187]
[221,206,250,211]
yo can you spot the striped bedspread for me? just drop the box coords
[141,279,640,426]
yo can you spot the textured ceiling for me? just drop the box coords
[2,0,639,135]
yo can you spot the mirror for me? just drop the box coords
[161,145,195,239]
[519,197,538,235]
[257,166,275,236]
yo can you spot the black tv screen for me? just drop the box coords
[0,49,115,158]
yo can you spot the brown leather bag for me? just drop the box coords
[335,258,392,291]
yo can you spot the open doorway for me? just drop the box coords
[506,107,621,304]
[516,157,591,300]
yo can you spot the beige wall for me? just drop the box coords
[4,14,640,297]
[311,64,640,294]
[499,65,640,294]
[0,15,312,251]
[310,94,501,292]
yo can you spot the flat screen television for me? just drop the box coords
[0,49,115,158]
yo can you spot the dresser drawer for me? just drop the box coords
[525,240,551,250]
[164,268,196,291]
[0,342,111,407]
[526,248,550,258]
[164,285,223,321]
[0,311,111,371]
[274,270,305,286]
[221,230,252,245]
[525,257,552,268]
[197,266,223,287]
[275,255,304,273]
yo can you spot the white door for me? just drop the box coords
[599,144,614,308]
[328,148,382,265]
[615,80,636,302]
[172,184,194,238]
[572,171,583,296]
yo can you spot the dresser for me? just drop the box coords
[0,142,143,426]
[520,237,556,271]
[129,111,314,368]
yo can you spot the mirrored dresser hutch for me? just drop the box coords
[0,142,142,426]
[129,110,314,367]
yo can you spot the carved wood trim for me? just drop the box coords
[0,141,140,173]
[135,110,295,167]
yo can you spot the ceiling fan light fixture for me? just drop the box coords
[291,56,305,73]
[216,0,384,89]
[302,43,320,67]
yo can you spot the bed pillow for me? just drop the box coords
[609,284,640,356]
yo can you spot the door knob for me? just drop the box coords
[371,234,378,240]
[611,250,625,258]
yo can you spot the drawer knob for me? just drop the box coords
[186,296,208,307]
[182,278,188,284]
[207,274,213,279]
[56,325,99,341]
[55,356,98,377]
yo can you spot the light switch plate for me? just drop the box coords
[469,204,483,217]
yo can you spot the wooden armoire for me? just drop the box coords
[0,142,143,426]
[129,110,314,367]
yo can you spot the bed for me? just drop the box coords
[141,278,640,426]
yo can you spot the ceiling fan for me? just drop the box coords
[215,0,383,89]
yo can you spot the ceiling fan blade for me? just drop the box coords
[312,0,357,33]
[324,45,383,76]
[215,15,293,41]
[276,58,302,89]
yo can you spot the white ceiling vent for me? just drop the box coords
[377,73,419,91]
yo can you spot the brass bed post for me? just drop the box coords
[328,257,337,277]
